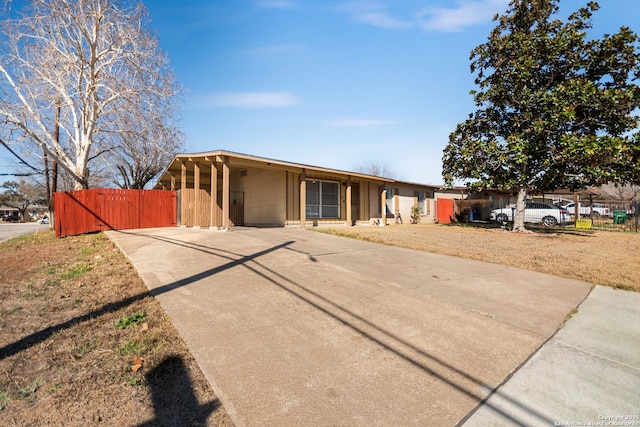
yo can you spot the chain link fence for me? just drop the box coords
[454,197,639,232]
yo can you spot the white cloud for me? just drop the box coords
[201,92,300,108]
[337,1,413,30]
[324,119,397,127]
[418,0,509,32]
[257,0,297,9]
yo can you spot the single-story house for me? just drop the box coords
[0,206,19,218]
[154,150,440,228]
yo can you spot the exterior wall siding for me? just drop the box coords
[240,168,287,226]
[380,184,437,224]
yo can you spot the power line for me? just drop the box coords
[0,138,43,174]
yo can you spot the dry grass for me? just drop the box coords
[317,224,640,292]
[2,224,637,424]
[0,231,233,426]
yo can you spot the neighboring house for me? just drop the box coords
[154,150,439,228]
[0,206,19,218]
[434,187,471,201]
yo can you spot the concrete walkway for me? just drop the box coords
[464,285,640,426]
[106,227,606,426]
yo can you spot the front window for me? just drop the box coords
[306,180,340,218]
[416,191,426,214]
[385,188,395,216]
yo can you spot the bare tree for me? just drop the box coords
[601,183,640,201]
[0,179,47,220]
[354,161,398,179]
[0,0,182,190]
[107,113,185,189]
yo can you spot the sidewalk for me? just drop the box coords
[463,285,640,426]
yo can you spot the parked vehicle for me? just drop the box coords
[37,216,49,224]
[490,202,570,227]
[2,213,21,222]
[561,202,609,218]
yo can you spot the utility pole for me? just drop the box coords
[44,151,50,206]
[49,104,60,229]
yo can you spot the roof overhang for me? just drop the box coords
[154,149,408,190]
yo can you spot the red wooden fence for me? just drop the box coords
[436,198,455,224]
[54,188,177,238]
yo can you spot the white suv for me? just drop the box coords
[490,202,570,227]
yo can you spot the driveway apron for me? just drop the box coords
[106,227,592,426]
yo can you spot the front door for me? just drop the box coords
[230,191,244,226]
[350,184,360,225]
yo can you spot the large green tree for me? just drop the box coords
[442,0,640,231]
[0,179,47,221]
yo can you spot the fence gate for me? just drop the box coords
[54,188,177,238]
[436,198,455,224]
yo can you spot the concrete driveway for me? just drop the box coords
[107,227,593,426]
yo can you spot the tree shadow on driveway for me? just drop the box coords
[0,238,293,361]
[112,229,557,426]
[0,229,557,425]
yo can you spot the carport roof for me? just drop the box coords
[154,149,439,190]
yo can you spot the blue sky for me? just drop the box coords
[2,0,638,185]
[143,0,637,184]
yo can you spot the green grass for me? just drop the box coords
[17,379,40,400]
[7,234,40,244]
[44,261,91,281]
[117,340,143,355]
[20,288,46,299]
[0,306,23,317]
[60,264,91,280]
[124,376,143,387]
[44,278,62,287]
[80,246,94,256]
[0,389,8,411]
[46,383,61,395]
[114,312,147,329]
[73,341,94,360]
[0,232,53,251]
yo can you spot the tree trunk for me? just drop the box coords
[512,187,527,232]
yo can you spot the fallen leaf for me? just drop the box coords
[131,356,143,372]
